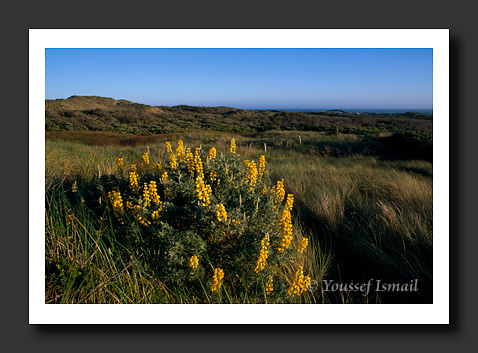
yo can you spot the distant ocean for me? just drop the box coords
[269,108,433,114]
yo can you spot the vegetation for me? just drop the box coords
[45,97,433,304]
[46,138,332,303]
[46,96,432,135]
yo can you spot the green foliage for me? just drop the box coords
[47,140,309,303]
[45,126,433,304]
[45,96,433,135]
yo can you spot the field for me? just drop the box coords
[45,128,433,304]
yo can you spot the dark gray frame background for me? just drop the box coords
[6,0,475,351]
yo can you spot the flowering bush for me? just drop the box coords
[95,139,310,302]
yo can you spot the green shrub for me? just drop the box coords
[57,139,312,303]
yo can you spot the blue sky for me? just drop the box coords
[45,48,432,110]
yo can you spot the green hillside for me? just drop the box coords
[45,96,432,136]
[46,95,130,110]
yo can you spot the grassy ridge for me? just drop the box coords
[45,96,432,135]
[45,130,432,303]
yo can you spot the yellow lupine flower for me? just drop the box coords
[278,209,293,252]
[271,179,285,204]
[254,233,270,273]
[230,138,236,154]
[137,215,151,226]
[185,147,195,174]
[176,139,185,162]
[243,160,258,191]
[195,176,212,206]
[151,209,161,223]
[142,152,150,166]
[287,266,311,296]
[165,141,172,154]
[211,267,225,293]
[194,147,204,179]
[169,152,178,172]
[161,171,169,194]
[117,157,124,171]
[258,155,266,178]
[297,237,309,253]
[216,203,227,222]
[142,183,151,207]
[265,275,274,296]
[189,255,199,270]
[285,193,294,211]
[161,171,169,184]
[129,168,140,193]
[148,180,161,206]
[208,147,217,159]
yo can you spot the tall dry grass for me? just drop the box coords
[266,155,433,303]
[45,131,433,303]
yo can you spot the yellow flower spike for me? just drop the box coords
[195,176,212,206]
[243,160,258,191]
[128,169,140,193]
[254,233,270,273]
[185,148,195,174]
[151,209,161,223]
[285,194,294,211]
[142,152,150,166]
[208,147,217,159]
[298,237,309,253]
[169,152,178,172]
[176,139,185,162]
[258,155,266,178]
[230,138,236,154]
[194,147,204,179]
[161,171,169,194]
[148,181,161,206]
[287,266,311,296]
[161,171,169,183]
[142,183,151,208]
[211,267,225,293]
[278,209,293,252]
[108,190,124,219]
[117,157,124,171]
[165,141,172,154]
[265,275,274,296]
[216,203,228,222]
[189,255,199,270]
[271,179,285,204]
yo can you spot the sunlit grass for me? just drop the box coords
[45,130,433,303]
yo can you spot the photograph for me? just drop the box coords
[31,29,449,323]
